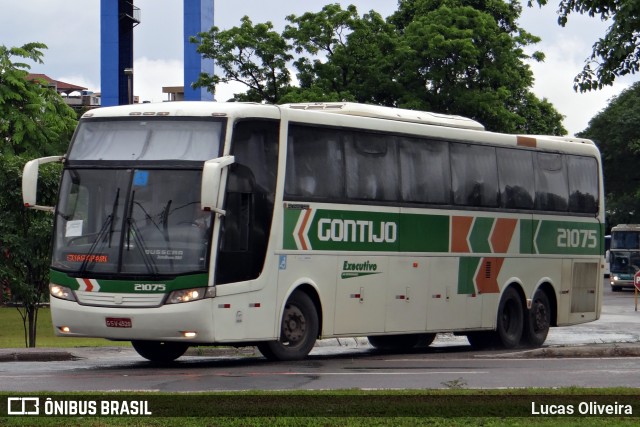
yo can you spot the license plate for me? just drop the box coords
[105,317,132,328]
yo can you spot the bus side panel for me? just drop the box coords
[424,257,482,332]
[384,257,428,333]
[333,256,387,335]
[275,254,338,338]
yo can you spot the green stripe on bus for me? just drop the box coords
[49,270,209,293]
[458,257,480,294]
[284,207,601,256]
[469,217,494,253]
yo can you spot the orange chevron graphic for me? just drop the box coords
[451,216,473,253]
[475,257,503,294]
[490,218,517,253]
[297,209,313,250]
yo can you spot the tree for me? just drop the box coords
[0,43,77,156]
[0,43,76,347]
[193,1,566,134]
[388,0,564,133]
[530,0,640,92]
[193,16,293,102]
[282,5,406,105]
[0,156,61,347]
[577,82,640,226]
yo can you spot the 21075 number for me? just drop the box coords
[134,284,166,292]
[557,228,598,249]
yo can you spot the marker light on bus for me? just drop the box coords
[50,284,76,302]
[166,287,216,304]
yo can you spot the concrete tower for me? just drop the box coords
[100,0,214,106]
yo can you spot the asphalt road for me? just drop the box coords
[1,282,639,392]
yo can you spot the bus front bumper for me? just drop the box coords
[609,275,635,291]
[49,297,216,343]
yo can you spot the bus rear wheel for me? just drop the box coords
[522,290,551,348]
[131,340,189,362]
[495,287,524,349]
[257,291,319,361]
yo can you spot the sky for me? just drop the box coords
[1,0,638,136]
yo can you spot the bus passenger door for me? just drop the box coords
[333,256,387,335]
[215,120,279,286]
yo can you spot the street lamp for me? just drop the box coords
[124,68,133,104]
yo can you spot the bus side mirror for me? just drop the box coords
[201,155,235,215]
[22,156,64,212]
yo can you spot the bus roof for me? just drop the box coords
[81,102,597,153]
[283,102,486,131]
[84,101,485,131]
[611,224,640,231]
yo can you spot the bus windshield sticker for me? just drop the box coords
[133,170,149,187]
[65,220,83,237]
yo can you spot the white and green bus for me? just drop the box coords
[22,101,604,362]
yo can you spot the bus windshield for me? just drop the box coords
[52,168,212,277]
[611,231,640,250]
[609,251,640,275]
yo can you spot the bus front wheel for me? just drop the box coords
[131,340,189,362]
[257,291,319,361]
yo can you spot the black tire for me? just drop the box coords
[611,286,621,292]
[495,287,524,349]
[131,340,189,362]
[367,334,422,351]
[522,290,551,348]
[257,291,319,361]
[466,331,497,349]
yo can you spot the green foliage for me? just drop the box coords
[0,43,79,156]
[577,82,640,226]
[0,156,61,347]
[193,16,293,102]
[193,1,566,134]
[0,42,76,347]
[530,0,640,92]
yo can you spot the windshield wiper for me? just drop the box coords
[107,188,120,247]
[79,188,120,275]
[126,190,158,276]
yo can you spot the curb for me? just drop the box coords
[0,349,77,362]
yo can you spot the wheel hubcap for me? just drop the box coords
[282,304,306,343]
[534,301,549,332]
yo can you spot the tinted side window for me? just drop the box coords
[451,143,499,207]
[535,152,568,211]
[285,125,344,199]
[345,133,399,201]
[399,137,451,204]
[567,155,599,213]
[217,120,279,284]
[497,148,534,209]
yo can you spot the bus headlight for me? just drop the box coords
[50,284,76,302]
[166,287,215,304]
